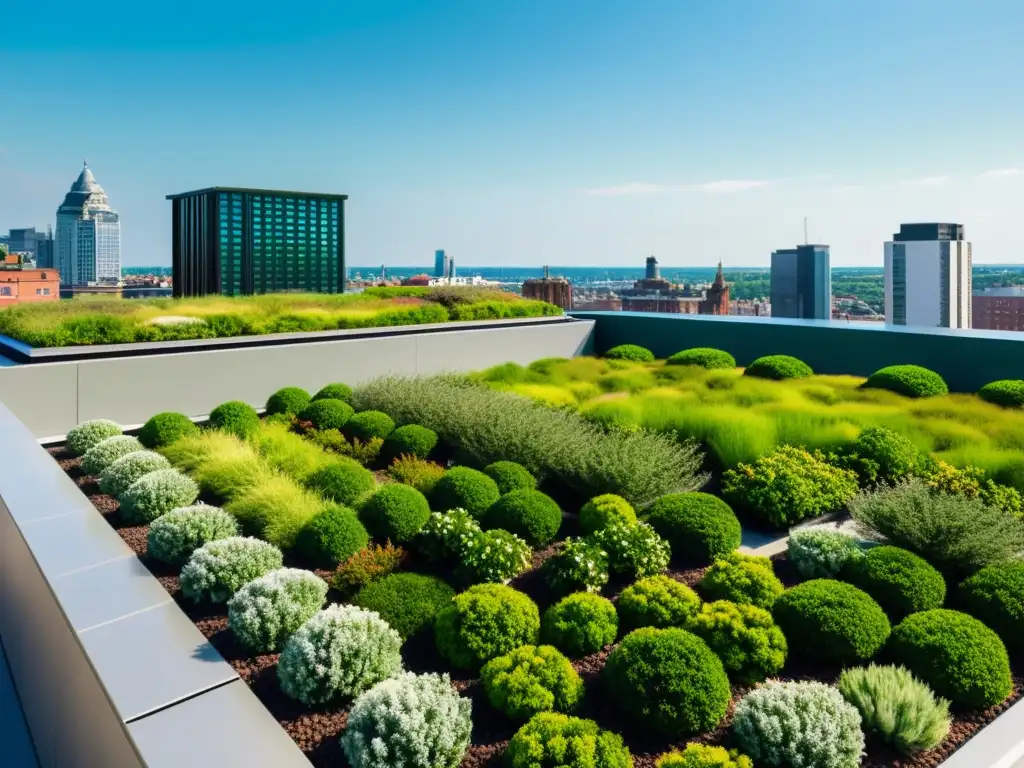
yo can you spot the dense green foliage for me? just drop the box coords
[842,545,946,620]
[698,552,784,609]
[578,494,636,535]
[298,398,355,430]
[505,713,633,768]
[688,600,787,684]
[120,468,200,524]
[655,745,752,768]
[543,538,609,595]
[863,365,948,398]
[617,575,701,632]
[844,426,920,484]
[305,459,376,506]
[388,455,446,495]
[666,347,737,370]
[645,492,741,563]
[146,504,239,566]
[313,382,353,403]
[485,489,563,546]
[99,450,171,497]
[417,509,482,563]
[265,386,311,417]
[138,412,199,449]
[345,410,397,441]
[744,355,813,380]
[480,645,584,720]
[359,484,432,544]
[432,466,501,518]
[81,435,144,475]
[294,504,370,568]
[787,528,864,579]
[353,572,455,640]
[605,344,655,362]
[979,379,1024,408]
[209,400,261,439]
[227,567,327,652]
[180,536,284,603]
[435,584,541,669]
[541,592,619,657]
[591,521,671,578]
[483,461,537,495]
[67,418,122,456]
[959,562,1024,651]
[456,528,533,584]
[331,542,406,594]
[382,424,438,462]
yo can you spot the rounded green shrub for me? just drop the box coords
[843,545,946,620]
[744,354,813,380]
[605,344,655,362]
[360,484,431,544]
[227,567,328,652]
[345,410,397,442]
[208,400,261,439]
[67,419,122,456]
[298,398,355,430]
[382,424,438,461]
[959,561,1024,652]
[435,583,540,669]
[120,468,200,524]
[431,467,501,518]
[354,572,455,641]
[294,503,369,568]
[417,508,482,562]
[456,528,532,584]
[483,461,537,495]
[542,538,609,596]
[863,364,949,398]
[312,382,353,404]
[592,521,671,578]
[603,627,731,737]
[98,450,171,497]
[180,536,284,603]
[699,552,784,609]
[787,527,864,579]
[979,379,1024,409]
[138,412,198,450]
[305,459,376,506]
[656,745,753,768]
[485,489,562,546]
[889,609,1012,708]
[617,574,701,631]
[688,600,787,684]
[81,435,144,476]
[481,644,584,720]
[146,504,239,566]
[506,712,632,768]
[772,579,891,664]
[849,426,919,484]
[645,492,741,564]
[578,494,637,535]
[265,386,311,417]
[541,592,618,657]
[666,347,737,370]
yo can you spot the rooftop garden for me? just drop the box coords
[0,286,560,347]
[48,347,1024,767]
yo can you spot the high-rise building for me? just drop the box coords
[434,249,452,278]
[884,223,971,328]
[167,187,347,298]
[55,163,121,286]
[3,227,55,268]
[770,244,831,319]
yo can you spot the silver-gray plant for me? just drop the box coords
[98,450,170,497]
[81,435,144,476]
[180,536,283,604]
[787,527,864,579]
[227,568,328,652]
[67,418,122,456]
[147,504,239,566]
[120,469,200,524]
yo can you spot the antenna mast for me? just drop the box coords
[804,217,809,245]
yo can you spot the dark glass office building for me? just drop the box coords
[167,187,347,298]
[770,244,831,320]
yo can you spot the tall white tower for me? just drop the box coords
[884,223,971,329]
[56,162,121,286]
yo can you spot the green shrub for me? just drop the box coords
[689,600,787,684]
[979,379,1024,408]
[787,528,864,579]
[381,424,438,462]
[265,386,311,417]
[732,681,864,768]
[138,412,198,450]
[360,484,432,544]
[312,382,353,403]
[432,466,501,518]
[146,504,239,566]
[845,426,919,484]
[506,712,632,768]
[959,561,1024,652]
[543,538,609,596]
[249,421,335,482]
[722,446,859,527]
[224,474,325,549]
[485,489,562,546]
[180,536,284,603]
[483,461,537,495]
[417,508,481,562]
[435,583,540,669]
[744,354,812,380]
[667,347,736,370]
[773,579,891,664]
[294,504,369,568]
[81,435,144,476]
[331,542,406,594]
[387,455,445,495]
[305,459,376,506]
[481,644,584,720]
[617,574,701,631]
[345,410,397,442]
[843,545,946,620]
[354,572,455,641]
[98,450,171,497]
[645,492,741,563]
[120,469,200,524]
[605,344,655,362]
[208,400,261,439]
[227,567,327,652]
[838,664,950,755]
[578,494,636,535]
[889,609,1012,708]
[591,521,671,578]
[699,552,784,609]
[603,627,731,737]
[656,745,752,768]
[863,364,948,398]
[67,418,122,456]
[541,592,618,657]
[298,398,355,430]
[456,528,533,584]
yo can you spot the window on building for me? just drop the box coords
[0,286,12,296]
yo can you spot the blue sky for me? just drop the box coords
[3,0,1024,267]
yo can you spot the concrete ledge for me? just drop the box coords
[938,698,1024,768]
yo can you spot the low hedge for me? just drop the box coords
[359,484,432,544]
[959,562,1024,652]
[604,344,655,362]
[208,400,261,439]
[847,426,919,484]
[138,412,199,449]
[667,347,737,370]
[842,545,946,621]
[432,466,501,518]
[645,492,741,564]
[353,572,455,640]
[863,365,949,398]
[979,379,1024,408]
[485,489,563,546]
[298,398,355,430]
[743,354,813,380]
[265,386,311,417]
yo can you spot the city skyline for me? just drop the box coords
[4,1,1024,267]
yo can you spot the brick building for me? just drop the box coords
[0,250,60,306]
[522,266,573,309]
[620,257,730,315]
[973,287,1024,332]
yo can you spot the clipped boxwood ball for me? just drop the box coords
[617,574,701,632]
[81,435,144,476]
[506,713,632,768]
[305,459,376,506]
[312,382,353,404]
[481,644,584,720]
[138,412,199,450]
[295,503,369,568]
[578,493,636,535]
[345,410,396,442]
[541,592,619,657]
[353,572,455,640]
[209,400,260,439]
[147,504,239,566]
[484,461,537,495]
[605,344,655,362]
[667,347,737,370]
[227,567,328,652]
[435,583,541,669]
[603,627,731,737]
[979,380,1024,409]
[432,466,501,518]
[656,745,752,768]
[359,483,431,543]
[863,365,948,398]
[265,386,311,417]
[99,450,171,497]
[689,600,787,685]
[486,489,562,546]
[645,492,741,564]
[180,536,284,604]
[773,579,891,664]
[744,354,813,380]
[699,553,784,610]
[67,419,122,456]
[298,398,355,430]
[889,609,1012,708]
[381,424,438,462]
[842,545,946,621]
[120,469,200,524]
[959,561,1024,652]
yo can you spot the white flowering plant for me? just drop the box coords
[590,521,670,579]
[417,508,482,562]
[180,536,283,604]
[147,504,239,566]
[81,435,144,476]
[120,469,200,524]
[227,568,328,652]
[456,528,532,584]
[98,450,170,498]
[67,418,122,456]
[542,538,609,596]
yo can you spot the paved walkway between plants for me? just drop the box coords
[0,638,38,768]
[739,515,859,558]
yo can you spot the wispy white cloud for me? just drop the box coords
[980,167,1023,179]
[901,175,949,187]
[586,179,772,196]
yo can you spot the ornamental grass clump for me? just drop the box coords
[345,410,397,441]
[120,468,200,524]
[341,672,472,768]
[842,545,946,621]
[863,364,948,398]
[417,509,482,562]
[81,435,144,476]
[645,492,741,563]
[294,503,369,568]
[67,418,122,456]
[543,538,609,595]
[655,745,752,768]
[146,504,239,566]
[483,460,537,494]
[265,386,311,417]
[432,466,501,518]
[180,536,284,603]
[227,568,328,652]
[456,528,532,584]
[388,455,446,495]
[688,600,787,684]
[731,681,865,768]
[787,527,864,579]
[360,484,432,544]
[698,552,784,609]
[481,644,584,720]
[98,450,171,497]
[578,493,637,535]
[959,561,1024,651]
[208,400,261,439]
[435,584,540,669]
[381,424,438,462]
[225,474,326,549]
[249,421,335,482]
[837,664,951,755]
[591,521,671,578]
[666,347,737,370]
[506,712,633,768]
[354,572,455,641]
[617,574,701,632]
[304,459,376,506]
[604,343,655,362]
[542,592,619,657]
[277,604,403,705]
[298,398,355,430]
[485,489,563,546]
